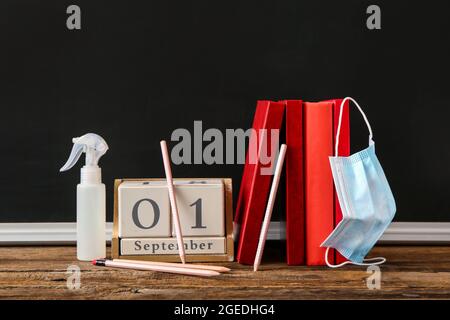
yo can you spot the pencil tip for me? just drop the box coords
[92,258,106,266]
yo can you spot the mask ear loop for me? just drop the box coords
[327,97,385,268]
[325,247,386,268]
[335,97,374,157]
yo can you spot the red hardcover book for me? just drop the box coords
[234,103,267,235]
[331,98,350,264]
[284,100,305,265]
[236,100,285,265]
[304,101,334,266]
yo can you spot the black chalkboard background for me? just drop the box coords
[1,0,449,222]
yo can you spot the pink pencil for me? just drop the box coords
[114,259,230,273]
[253,144,287,271]
[160,140,186,264]
[93,259,219,277]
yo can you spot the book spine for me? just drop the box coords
[236,101,285,264]
[285,100,305,265]
[304,102,334,266]
[332,98,350,264]
[234,103,267,226]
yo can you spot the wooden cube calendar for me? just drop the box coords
[173,179,224,237]
[112,178,234,262]
[118,181,171,238]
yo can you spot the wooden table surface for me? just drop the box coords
[0,244,449,299]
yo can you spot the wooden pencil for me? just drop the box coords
[114,259,230,273]
[160,140,186,264]
[93,259,219,277]
[253,144,287,271]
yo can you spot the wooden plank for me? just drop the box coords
[0,245,450,299]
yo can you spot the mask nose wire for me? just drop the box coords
[335,97,374,157]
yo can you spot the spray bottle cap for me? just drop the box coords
[60,133,108,184]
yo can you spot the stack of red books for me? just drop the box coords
[235,99,350,265]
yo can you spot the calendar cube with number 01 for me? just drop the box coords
[112,178,234,262]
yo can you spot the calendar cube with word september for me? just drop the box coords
[112,178,234,262]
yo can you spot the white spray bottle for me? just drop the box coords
[60,133,109,261]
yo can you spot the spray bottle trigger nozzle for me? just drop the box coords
[60,133,108,174]
[60,143,85,172]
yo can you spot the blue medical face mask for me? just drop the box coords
[321,97,396,267]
